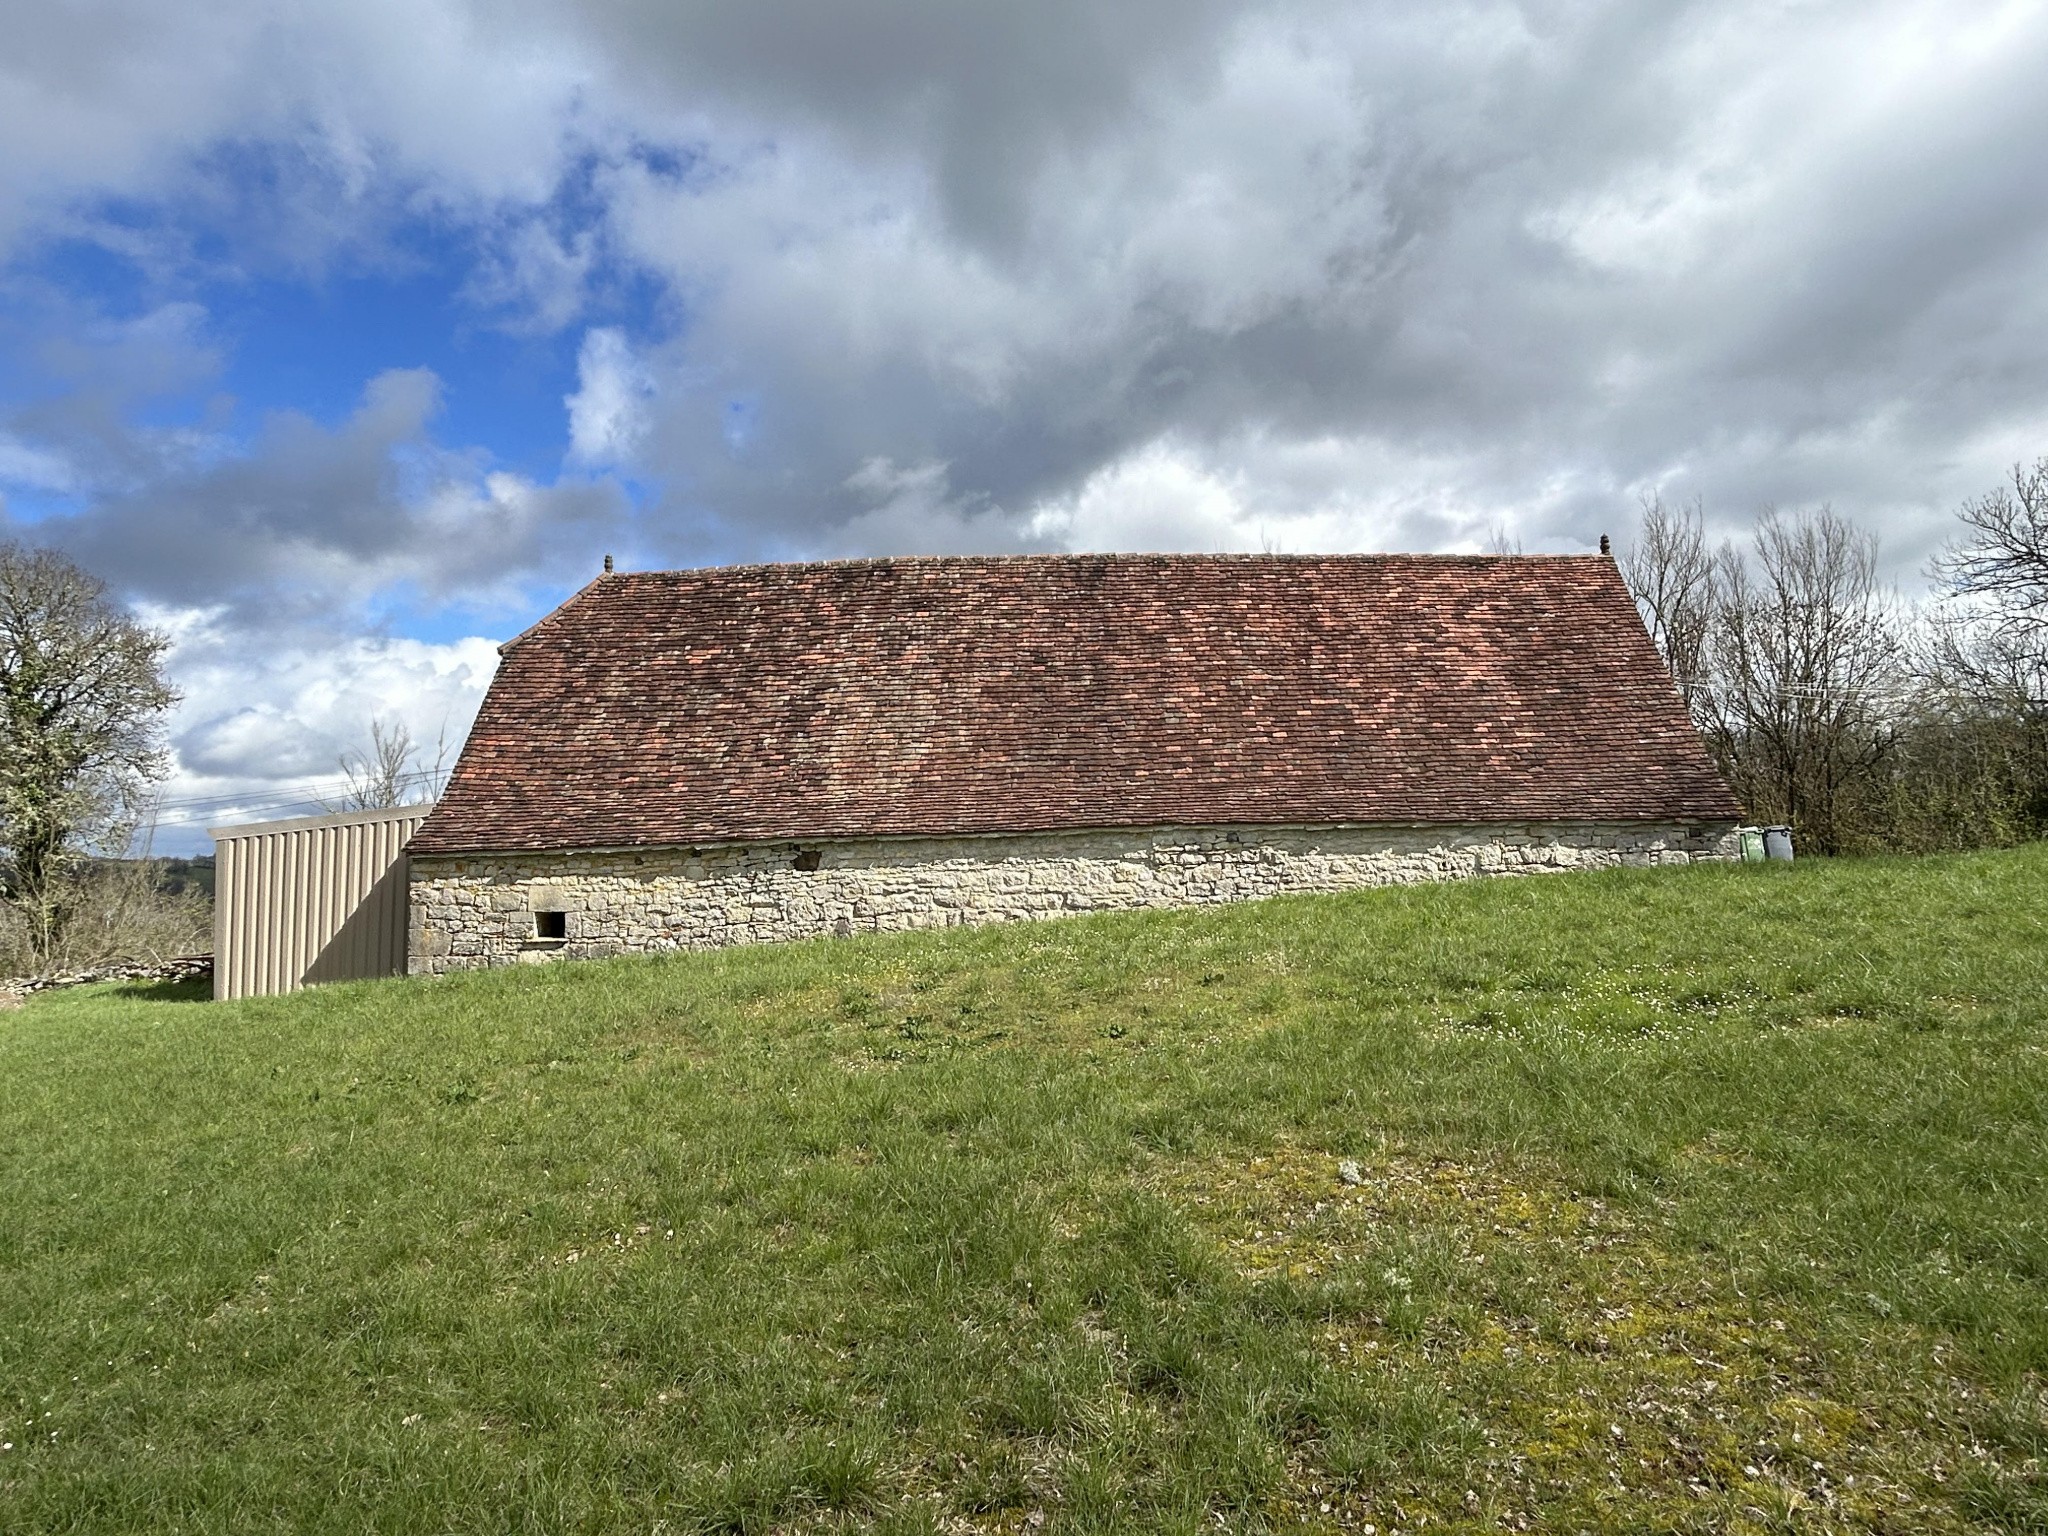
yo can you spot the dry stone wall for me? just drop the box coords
[408,820,1739,974]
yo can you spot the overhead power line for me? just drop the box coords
[148,767,443,814]
[143,767,446,833]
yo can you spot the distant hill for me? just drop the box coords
[148,855,214,901]
[90,854,215,901]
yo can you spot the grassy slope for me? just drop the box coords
[1,850,2044,1535]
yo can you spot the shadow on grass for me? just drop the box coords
[99,976,211,1004]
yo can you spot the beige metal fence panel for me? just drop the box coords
[209,804,433,1000]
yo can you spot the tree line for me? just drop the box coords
[1621,460,2048,854]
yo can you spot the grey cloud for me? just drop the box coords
[0,0,593,266]
[539,0,2048,576]
[556,0,1249,247]
[7,365,628,629]
[10,0,2048,592]
[13,0,2048,844]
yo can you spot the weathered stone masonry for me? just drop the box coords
[407,819,1740,974]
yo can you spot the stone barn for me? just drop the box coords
[404,553,1741,973]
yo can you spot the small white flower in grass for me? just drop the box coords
[403,1414,423,1427]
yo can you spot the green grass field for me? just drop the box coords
[2,850,2045,1534]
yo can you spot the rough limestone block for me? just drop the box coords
[406,818,1739,972]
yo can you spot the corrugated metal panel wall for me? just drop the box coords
[210,805,433,1000]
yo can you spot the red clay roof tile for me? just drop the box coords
[408,553,1740,855]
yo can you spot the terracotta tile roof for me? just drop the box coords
[408,554,1739,856]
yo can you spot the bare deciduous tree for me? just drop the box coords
[1917,459,2048,841]
[1620,493,1716,720]
[1927,459,2048,708]
[0,543,178,964]
[324,717,450,812]
[1935,457,2048,643]
[1620,501,1911,855]
[1705,509,1905,854]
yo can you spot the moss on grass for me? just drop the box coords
[1160,1144,2028,1531]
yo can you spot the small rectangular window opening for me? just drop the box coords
[534,910,567,940]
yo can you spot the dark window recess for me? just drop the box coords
[793,849,822,872]
[534,910,567,940]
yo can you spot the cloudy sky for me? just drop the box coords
[3,0,2047,850]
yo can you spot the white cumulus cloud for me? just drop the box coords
[565,327,655,466]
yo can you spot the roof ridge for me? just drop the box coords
[605,550,1611,583]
